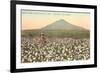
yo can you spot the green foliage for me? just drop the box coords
[22,29,90,39]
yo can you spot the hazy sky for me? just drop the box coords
[22,10,90,30]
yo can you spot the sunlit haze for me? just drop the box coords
[22,10,90,30]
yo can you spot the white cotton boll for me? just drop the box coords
[21,37,90,62]
[29,58,32,62]
[35,52,38,56]
[22,58,24,62]
[62,49,65,54]
[24,55,27,59]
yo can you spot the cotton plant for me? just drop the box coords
[21,37,90,63]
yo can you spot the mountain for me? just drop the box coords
[42,19,86,30]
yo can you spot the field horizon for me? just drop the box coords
[22,29,90,39]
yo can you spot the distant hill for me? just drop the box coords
[22,19,89,38]
[42,19,86,30]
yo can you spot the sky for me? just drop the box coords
[22,10,90,30]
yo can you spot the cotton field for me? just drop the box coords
[21,37,90,63]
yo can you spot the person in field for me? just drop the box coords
[38,33,47,47]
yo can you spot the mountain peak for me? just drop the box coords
[42,19,86,30]
[59,19,66,21]
[57,19,67,23]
